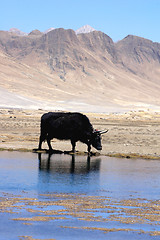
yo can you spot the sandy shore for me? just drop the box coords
[0,108,160,159]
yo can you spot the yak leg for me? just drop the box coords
[71,140,76,152]
[38,135,45,150]
[38,125,47,149]
[38,136,42,150]
[87,144,91,154]
[47,137,53,151]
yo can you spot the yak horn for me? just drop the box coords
[99,129,109,134]
[94,129,109,134]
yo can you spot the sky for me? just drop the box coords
[1,0,160,42]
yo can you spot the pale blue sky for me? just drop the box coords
[1,0,160,42]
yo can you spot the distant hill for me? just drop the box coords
[0,27,160,112]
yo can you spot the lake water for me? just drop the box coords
[0,151,160,240]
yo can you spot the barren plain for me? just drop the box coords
[0,108,160,159]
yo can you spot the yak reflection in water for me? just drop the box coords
[37,153,101,194]
[38,153,101,174]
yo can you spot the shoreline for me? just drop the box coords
[0,108,160,159]
[0,148,160,160]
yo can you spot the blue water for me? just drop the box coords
[0,151,160,199]
[0,151,160,240]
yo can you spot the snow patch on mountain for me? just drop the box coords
[44,28,55,34]
[9,28,28,36]
[75,25,96,34]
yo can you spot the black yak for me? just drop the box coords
[38,112,108,153]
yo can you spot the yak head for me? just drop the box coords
[91,129,108,151]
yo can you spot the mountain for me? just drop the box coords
[0,28,160,112]
[116,35,160,76]
[76,25,96,34]
[9,28,28,36]
[28,29,43,36]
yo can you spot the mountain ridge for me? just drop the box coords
[0,27,160,112]
[8,25,97,37]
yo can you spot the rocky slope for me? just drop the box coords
[0,27,160,112]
